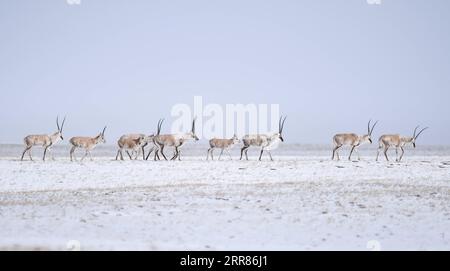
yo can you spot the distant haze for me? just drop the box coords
[1,0,449,144]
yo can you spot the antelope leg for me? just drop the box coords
[399,147,405,162]
[268,151,273,161]
[154,149,161,161]
[376,146,382,161]
[70,146,77,162]
[81,150,88,161]
[145,147,154,161]
[240,146,247,160]
[48,147,55,161]
[349,146,356,161]
[259,149,264,161]
[171,147,179,161]
[332,146,340,160]
[356,147,361,161]
[43,146,49,161]
[335,147,341,161]
[384,147,390,162]
[21,146,31,161]
[227,149,232,160]
[160,146,168,161]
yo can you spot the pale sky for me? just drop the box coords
[1,0,449,144]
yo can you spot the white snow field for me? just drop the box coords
[0,144,449,250]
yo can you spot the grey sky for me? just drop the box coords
[1,0,449,144]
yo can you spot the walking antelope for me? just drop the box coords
[207,134,240,161]
[116,134,151,160]
[69,127,107,162]
[332,120,378,161]
[152,118,199,161]
[21,116,66,161]
[240,116,286,161]
[376,126,428,162]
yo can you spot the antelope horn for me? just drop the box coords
[192,117,197,133]
[280,116,287,133]
[367,120,372,135]
[56,116,60,132]
[102,126,107,136]
[157,119,164,135]
[415,127,428,140]
[278,116,282,133]
[60,116,66,132]
[370,120,378,135]
[413,126,420,138]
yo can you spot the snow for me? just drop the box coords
[0,144,449,250]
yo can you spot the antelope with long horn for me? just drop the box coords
[69,126,107,162]
[240,116,286,161]
[21,116,66,161]
[152,118,199,161]
[332,120,378,161]
[116,134,152,160]
[207,134,240,161]
[376,126,428,162]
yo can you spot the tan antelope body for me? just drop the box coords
[21,117,66,161]
[332,120,378,161]
[376,126,428,162]
[70,127,107,161]
[207,135,240,160]
[152,118,199,161]
[240,116,286,161]
[116,134,151,160]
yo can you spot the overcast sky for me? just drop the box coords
[1,0,449,144]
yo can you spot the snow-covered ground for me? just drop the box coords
[0,144,449,250]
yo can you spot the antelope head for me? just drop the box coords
[411,126,428,148]
[231,134,240,144]
[98,126,107,144]
[363,119,378,144]
[55,116,66,140]
[137,134,146,144]
[276,116,287,142]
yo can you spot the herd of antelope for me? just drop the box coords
[20,116,428,162]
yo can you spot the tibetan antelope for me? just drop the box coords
[376,126,428,162]
[152,118,199,161]
[207,134,240,161]
[240,116,286,161]
[21,116,66,161]
[116,134,152,160]
[332,120,378,161]
[69,127,107,162]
